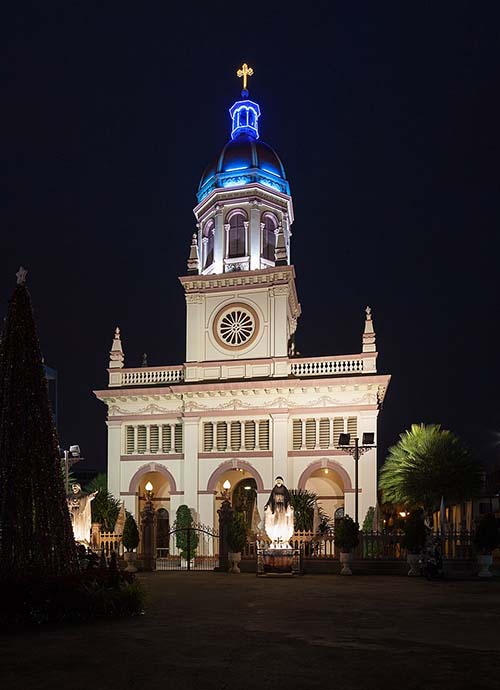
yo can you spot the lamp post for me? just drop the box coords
[336,433,376,525]
[61,444,83,494]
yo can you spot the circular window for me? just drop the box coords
[213,303,259,350]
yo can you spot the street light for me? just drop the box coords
[61,444,84,495]
[336,432,376,525]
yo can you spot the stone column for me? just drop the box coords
[183,417,200,516]
[214,206,224,273]
[271,413,289,484]
[249,200,261,270]
[106,420,122,501]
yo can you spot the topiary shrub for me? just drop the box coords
[473,513,500,555]
[122,512,140,552]
[228,511,247,553]
[175,505,199,561]
[335,516,359,553]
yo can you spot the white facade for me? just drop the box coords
[94,87,391,533]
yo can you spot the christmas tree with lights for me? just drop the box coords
[0,267,78,580]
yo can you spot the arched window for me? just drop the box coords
[227,212,246,258]
[261,214,277,261]
[203,220,214,268]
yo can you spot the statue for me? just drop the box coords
[263,477,294,548]
[67,483,98,544]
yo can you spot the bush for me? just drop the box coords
[401,510,427,554]
[0,569,145,626]
[175,505,199,560]
[473,513,500,555]
[335,516,359,552]
[122,512,140,552]
[228,511,247,552]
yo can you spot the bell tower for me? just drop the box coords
[179,66,301,365]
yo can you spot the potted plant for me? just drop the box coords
[401,510,427,576]
[122,512,140,572]
[473,512,499,578]
[175,505,199,569]
[334,516,359,575]
[227,511,247,573]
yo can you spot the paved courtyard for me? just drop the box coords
[1,573,499,690]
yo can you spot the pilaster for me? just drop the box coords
[183,417,200,513]
[271,413,289,484]
[106,419,122,499]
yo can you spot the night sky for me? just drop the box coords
[2,3,499,475]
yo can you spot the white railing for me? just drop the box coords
[290,357,364,377]
[120,367,184,386]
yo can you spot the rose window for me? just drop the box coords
[213,304,259,349]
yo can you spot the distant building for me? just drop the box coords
[95,72,391,532]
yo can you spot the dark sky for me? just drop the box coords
[2,2,499,474]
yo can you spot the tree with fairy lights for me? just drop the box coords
[0,267,78,581]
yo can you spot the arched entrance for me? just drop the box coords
[298,460,350,522]
[128,463,175,534]
[232,477,258,532]
[206,460,264,529]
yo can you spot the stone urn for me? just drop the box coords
[124,551,137,573]
[339,551,353,575]
[407,553,421,577]
[228,551,242,573]
[477,554,493,578]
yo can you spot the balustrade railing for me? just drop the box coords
[290,357,365,377]
[120,367,184,386]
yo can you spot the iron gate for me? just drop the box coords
[155,523,220,571]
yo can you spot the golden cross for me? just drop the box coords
[237,63,254,90]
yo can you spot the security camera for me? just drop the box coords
[69,445,80,456]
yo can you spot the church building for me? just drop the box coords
[94,66,391,535]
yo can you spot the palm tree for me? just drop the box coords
[85,473,121,532]
[379,423,482,520]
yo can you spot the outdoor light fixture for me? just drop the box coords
[145,481,154,501]
[223,480,231,490]
[61,444,84,494]
[244,485,252,490]
[145,481,153,492]
[324,468,329,475]
[336,432,378,525]
[221,479,231,501]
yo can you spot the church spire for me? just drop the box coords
[362,306,376,353]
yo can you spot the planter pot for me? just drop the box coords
[339,551,353,575]
[124,551,137,573]
[407,553,421,577]
[477,554,493,578]
[228,551,242,573]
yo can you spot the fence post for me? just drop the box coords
[187,528,191,572]
[217,498,234,572]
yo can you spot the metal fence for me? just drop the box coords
[243,529,475,562]
[155,523,220,571]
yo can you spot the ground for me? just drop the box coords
[1,573,499,690]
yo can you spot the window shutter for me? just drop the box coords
[319,419,330,449]
[216,422,228,451]
[305,419,316,450]
[347,417,357,439]
[126,426,135,454]
[150,425,159,453]
[230,421,242,451]
[137,426,146,454]
[333,418,344,446]
[174,424,183,453]
[203,422,214,452]
[244,421,256,450]
[292,420,302,450]
[162,425,172,453]
[258,420,270,450]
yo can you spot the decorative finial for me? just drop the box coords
[109,325,124,369]
[362,306,376,353]
[16,266,28,285]
[141,353,148,368]
[187,233,200,274]
[274,225,288,266]
[237,62,254,95]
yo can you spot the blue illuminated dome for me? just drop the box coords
[197,93,290,203]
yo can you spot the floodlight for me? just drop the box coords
[338,433,351,446]
[362,433,375,446]
[69,444,80,456]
